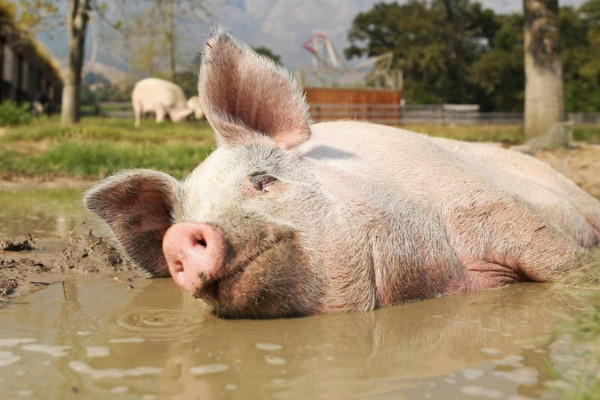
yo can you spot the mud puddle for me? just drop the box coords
[0,187,107,238]
[0,188,596,399]
[0,279,592,399]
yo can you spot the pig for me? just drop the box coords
[131,77,194,127]
[86,29,600,319]
[186,96,205,120]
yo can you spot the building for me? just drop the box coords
[0,2,62,113]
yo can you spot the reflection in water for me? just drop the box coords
[0,188,107,238]
[0,277,592,399]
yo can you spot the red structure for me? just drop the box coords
[304,87,403,125]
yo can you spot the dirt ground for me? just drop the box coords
[534,143,600,200]
[0,230,149,304]
[1,143,600,304]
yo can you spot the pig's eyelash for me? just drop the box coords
[249,173,278,191]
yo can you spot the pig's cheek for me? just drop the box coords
[224,241,316,317]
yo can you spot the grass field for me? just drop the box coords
[549,289,600,400]
[1,116,599,180]
[0,117,215,179]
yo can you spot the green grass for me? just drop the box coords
[549,296,600,400]
[401,123,526,144]
[573,125,600,143]
[1,117,599,180]
[402,123,600,144]
[0,117,215,179]
[3,117,214,143]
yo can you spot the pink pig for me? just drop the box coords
[85,29,600,319]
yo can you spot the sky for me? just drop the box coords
[38,0,592,77]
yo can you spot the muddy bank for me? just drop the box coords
[0,176,95,191]
[0,231,149,303]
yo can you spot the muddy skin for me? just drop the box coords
[0,231,147,303]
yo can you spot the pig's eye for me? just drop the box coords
[250,174,278,192]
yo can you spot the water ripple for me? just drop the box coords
[111,308,207,340]
[62,308,207,341]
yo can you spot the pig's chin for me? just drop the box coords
[191,267,242,309]
[192,238,308,319]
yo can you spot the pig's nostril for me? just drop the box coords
[197,239,207,247]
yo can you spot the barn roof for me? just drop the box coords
[0,1,62,83]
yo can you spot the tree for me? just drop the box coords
[561,0,600,111]
[61,0,91,125]
[117,0,210,81]
[523,0,565,139]
[468,13,525,111]
[253,46,282,65]
[15,0,109,124]
[345,0,498,105]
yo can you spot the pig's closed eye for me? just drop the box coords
[250,174,278,192]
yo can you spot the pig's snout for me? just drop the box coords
[163,223,226,295]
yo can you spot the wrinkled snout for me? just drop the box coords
[162,222,226,295]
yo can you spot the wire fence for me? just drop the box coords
[96,102,600,126]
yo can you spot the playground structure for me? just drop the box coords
[296,32,402,90]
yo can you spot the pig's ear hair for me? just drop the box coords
[84,169,179,278]
[199,28,311,150]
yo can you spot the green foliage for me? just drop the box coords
[172,71,200,97]
[561,0,600,112]
[253,46,282,65]
[346,0,499,108]
[346,0,600,112]
[0,101,32,126]
[468,13,524,111]
[17,0,58,27]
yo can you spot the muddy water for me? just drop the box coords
[0,279,588,399]
[0,187,107,238]
[0,189,591,399]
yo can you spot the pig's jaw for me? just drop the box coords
[190,232,313,319]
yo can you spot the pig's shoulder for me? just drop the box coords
[302,121,433,155]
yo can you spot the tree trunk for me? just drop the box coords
[61,0,91,125]
[165,0,176,81]
[523,0,565,140]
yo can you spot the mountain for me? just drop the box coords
[210,0,384,69]
[37,0,588,80]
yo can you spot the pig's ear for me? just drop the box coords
[199,28,311,150]
[84,169,179,278]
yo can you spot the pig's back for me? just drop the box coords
[302,121,593,205]
[301,121,492,198]
[301,121,600,246]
